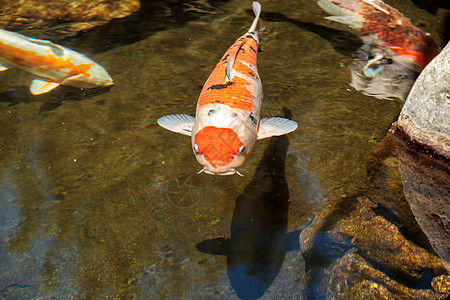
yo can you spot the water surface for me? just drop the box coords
[0,0,447,298]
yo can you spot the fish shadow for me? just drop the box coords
[0,85,112,113]
[258,11,362,57]
[56,0,229,55]
[196,109,301,299]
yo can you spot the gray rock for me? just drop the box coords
[398,161,450,273]
[397,41,450,159]
[394,40,450,274]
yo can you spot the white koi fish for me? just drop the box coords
[158,2,297,176]
[0,28,113,95]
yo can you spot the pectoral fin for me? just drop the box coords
[30,79,60,95]
[157,114,195,136]
[257,117,298,140]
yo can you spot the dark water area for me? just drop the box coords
[0,0,449,299]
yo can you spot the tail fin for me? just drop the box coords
[249,2,265,33]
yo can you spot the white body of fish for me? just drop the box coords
[0,28,113,95]
[157,2,297,176]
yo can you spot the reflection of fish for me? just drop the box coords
[158,2,297,175]
[318,0,440,76]
[0,28,113,95]
[196,131,301,299]
[348,41,416,100]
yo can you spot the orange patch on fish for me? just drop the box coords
[194,126,243,168]
[0,41,92,79]
[332,0,439,67]
[197,34,259,111]
[361,13,438,67]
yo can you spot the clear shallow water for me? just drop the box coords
[0,0,448,299]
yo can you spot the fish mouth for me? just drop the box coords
[200,168,236,176]
[98,77,113,86]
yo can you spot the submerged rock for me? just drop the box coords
[328,251,448,299]
[300,195,449,299]
[397,157,450,273]
[388,127,450,274]
[0,0,140,32]
[397,41,450,159]
[367,125,450,274]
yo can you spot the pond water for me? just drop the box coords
[0,0,448,299]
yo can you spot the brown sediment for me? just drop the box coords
[391,124,450,189]
[0,0,141,32]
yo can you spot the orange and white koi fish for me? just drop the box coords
[158,2,297,176]
[318,0,440,76]
[0,28,113,95]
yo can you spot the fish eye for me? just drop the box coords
[193,144,199,153]
[238,145,245,153]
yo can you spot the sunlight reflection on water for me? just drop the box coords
[0,0,448,298]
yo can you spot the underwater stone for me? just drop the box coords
[398,161,450,273]
[367,130,450,274]
[300,195,449,299]
[397,41,450,159]
[0,0,140,32]
[392,127,450,274]
[327,251,439,299]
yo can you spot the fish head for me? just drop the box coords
[85,63,114,86]
[193,126,251,175]
[62,63,113,88]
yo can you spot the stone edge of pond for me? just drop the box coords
[397,41,450,160]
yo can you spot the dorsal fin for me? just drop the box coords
[225,2,263,82]
[23,36,67,57]
[225,39,246,81]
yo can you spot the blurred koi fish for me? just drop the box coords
[317,0,440,76]
[158,2,297,176]
[0,28,113,95]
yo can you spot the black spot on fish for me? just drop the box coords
[249,46,257,54]
[222,54,229,62]
[207,82,235,90]
[208,109,215,116]
[249,72,259,80]
[249,113,257,125]
[232,113,237,117]
[246,34,258,42]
